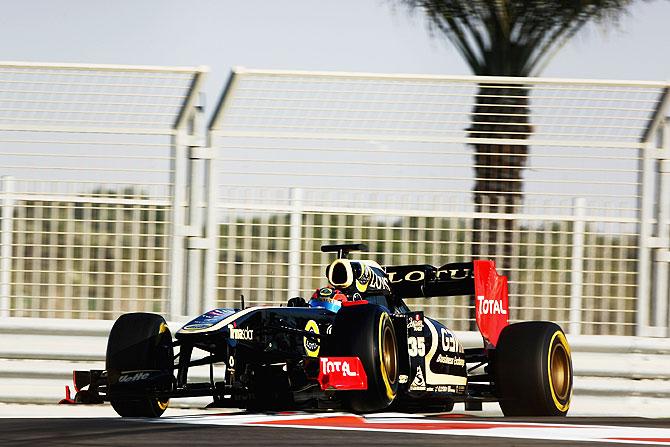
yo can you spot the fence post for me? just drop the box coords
[569,197,586,335]
[637,141,656,336]
[0,176,14,318]
[186,102,205,317]
[169,130,188,320]
[169,69,207,320]
[654,120,670,336]
[288,188,303,298]
[637,89,669,336]
[201,132,219,313]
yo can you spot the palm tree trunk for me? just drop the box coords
[467,84,530,329]
[469,84,531,271]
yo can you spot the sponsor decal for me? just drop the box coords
[388,270,424,283]
[227,324,253,341]
[303,320,320,357]
[317,356,367,390]
[388,267,472,283]
[370,274,390,292]
[320,358,359,377]
[474,260,509,346]
[440,327,464,353]
[355,264,372,292]
[118,372,151,383]
[352,263,391,293]
[436,267,472,281]
[423,319,468,386]
[476,295,508,315]
[409,366,426,390]
[358,268,390,292]
[406,314,424,332]
[436,354,465,366]
[435,385,456,393]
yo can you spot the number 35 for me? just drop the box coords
[407,336,425,357]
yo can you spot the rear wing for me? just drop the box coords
[386,260,509,346]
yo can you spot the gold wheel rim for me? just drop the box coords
[157,399,169,411]
[550,341,570,401]
[382,324,398,385]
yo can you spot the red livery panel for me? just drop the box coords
[317,357,368,391]
[473,260,509,347]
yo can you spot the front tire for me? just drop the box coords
[493,321,573,416]
[106,312,173,417]
[331,304,399,413]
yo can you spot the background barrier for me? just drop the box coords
[0,61,208,320]
[0,318,668,412]
[209,69,670,337]
[1,64,667,337]
[0,62,668,410]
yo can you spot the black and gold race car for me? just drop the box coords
[62,243,573,417]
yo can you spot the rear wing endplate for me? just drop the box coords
[386,260,509,346]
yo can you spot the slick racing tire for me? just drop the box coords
[332,304,399,413]
[493,321,573,416]
[106,312,174,417]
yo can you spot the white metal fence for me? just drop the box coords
[0,62,207,319]
[1,64,669,338]
[2,318,669,410]
[208,69,670,337]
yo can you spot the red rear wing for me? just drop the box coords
[473,260,509,346]
[386,259,509,346]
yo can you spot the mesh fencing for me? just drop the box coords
[1,64,667,335]
[210,69,668,336]
[0,62,204,318]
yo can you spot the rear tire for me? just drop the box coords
[106,312,173,417]
[493,321,573,416]
[331,304,399,413]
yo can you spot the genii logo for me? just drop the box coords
[303,320,320,357]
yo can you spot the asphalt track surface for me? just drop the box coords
[2,414,670,446]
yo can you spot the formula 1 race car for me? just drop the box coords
[61,243,573,417]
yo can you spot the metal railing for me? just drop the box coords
[0,64,668,338]
[0,61,207,319]
[1,317,668,409]
[208,69,670,337]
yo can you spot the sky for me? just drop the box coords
[1,0,668,108]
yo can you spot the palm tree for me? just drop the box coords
[397,0,641,267]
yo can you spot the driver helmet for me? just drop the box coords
[308,286,348,313]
